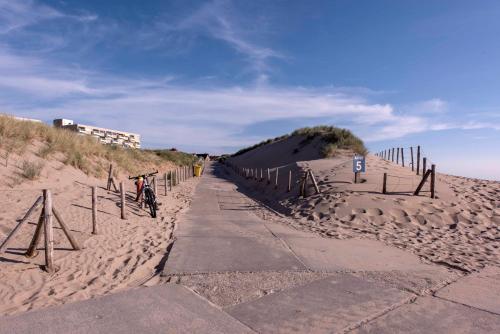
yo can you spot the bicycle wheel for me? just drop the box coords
[145,188,157,218]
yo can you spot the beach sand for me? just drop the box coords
[0,150,198,315]
[228,147,499,274]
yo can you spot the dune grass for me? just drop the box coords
[233,125,367,157]
[146,149,198,166]
[292,126,367,156]
[0,115,194,177]
[19,160,45,180]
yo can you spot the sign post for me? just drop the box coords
[353,155,366,183]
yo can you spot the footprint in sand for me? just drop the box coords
[388,208,408,218]
[365,208,383,216]
[341,214,356,222]
[351,208,366,214]
[313,202,331,213]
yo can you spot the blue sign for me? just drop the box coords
[353,156,366,173]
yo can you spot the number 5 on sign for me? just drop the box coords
[353,156,366,173]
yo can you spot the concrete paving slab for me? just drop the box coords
[176,217,273,238]
[226,274,411,334]
[436,266,500,314]
[265,222,318,239]
[353,296,500,333]
[283,236,446,272]
[185,203,220,215]
[163,236,306,275]
[0,284,254,334]
[220,210,254,219]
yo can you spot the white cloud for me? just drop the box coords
[0,0,62,34]
[0,45,498,152]
[161,0,283,75]
[403,98,449,114]
[0,0,498,155]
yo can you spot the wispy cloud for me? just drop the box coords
[0,0,62,34]
[0,0,499,155]
[159,0,283,78]
[1,42,498,152]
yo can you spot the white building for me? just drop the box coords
[53,119,141,149]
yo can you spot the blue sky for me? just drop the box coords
[0,1,499,180]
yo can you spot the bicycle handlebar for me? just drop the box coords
[128,170,159,180]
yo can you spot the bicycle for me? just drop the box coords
[129,171,159,218]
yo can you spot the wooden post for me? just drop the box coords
[354,172,360,184]
[401,148,405,167]
[414,169,432,196]
[288,170,292,192]
[92,186,97,235]
[107,164,113,191]
[260,168,263,181]
[308,170,321,194]
[299,172,307,198]
[416,146,421,175]
[25,209,44,258]
[430,164,436,199]
[396,147,399,164]
[391,148,395,162]
[275,168,279,189]
[52,206,80,250]
[120,181,126,220]
[382,173,387,194]
[110,178,118,193]
[164,173,168,196]
[267,168,271,184]
[0,196,43,253]
[43,189,54,274]
[422,158,427,178]
[410,147,414,171]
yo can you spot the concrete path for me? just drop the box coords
[0,284,254,334]
[163,163,500,333]
[1,163,498,333]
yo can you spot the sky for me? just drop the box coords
[0,0,499,180]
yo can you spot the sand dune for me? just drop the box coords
[0,150,197,315]
[228,148,499,274]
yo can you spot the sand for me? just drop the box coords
[0,147,198,315]
[227,145,500,274]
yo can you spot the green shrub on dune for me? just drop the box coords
[233,125,367,158]
[292,126,367,156]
